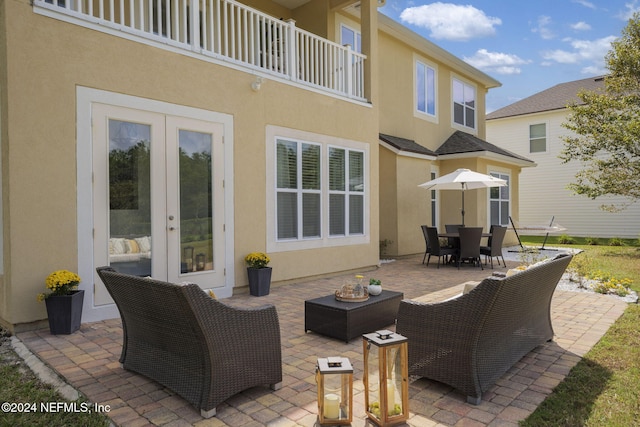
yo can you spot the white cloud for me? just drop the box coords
[619,1,640,20]
[571,21,592,31]
[532,15,555,40]
[399,3,501,41]
[464,49,531,75]
[541,36,616,70]
[572,0,596,9]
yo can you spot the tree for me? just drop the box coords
[560,13,640,211]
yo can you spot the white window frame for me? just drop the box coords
[452,76,476,131]
[327,145,365,238]
[529,123,547,153]
[266,125,369,253]
[429,168,439,227]
[488,170,510,227]
[415,57,437,120]
[275,138,322,241]
[340,23,362,53]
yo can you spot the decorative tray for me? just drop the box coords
[335,290,369,303]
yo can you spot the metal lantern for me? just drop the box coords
[363,330,409,426]
[315,357,353,425]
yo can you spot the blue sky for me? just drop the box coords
[379,0,640,112]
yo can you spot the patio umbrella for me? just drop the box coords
[418,168,507,225]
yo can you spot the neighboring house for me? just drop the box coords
[0,0,532,332]
[487,76,640,239]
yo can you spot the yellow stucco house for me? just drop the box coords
[0,0,533,331]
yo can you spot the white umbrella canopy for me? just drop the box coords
[418,168,507,225]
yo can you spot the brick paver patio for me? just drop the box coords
[16,255,628,426]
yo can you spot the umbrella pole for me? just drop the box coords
[461,184,465,226]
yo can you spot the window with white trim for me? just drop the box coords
[276,139,321,240]
[529,123,547,153]
[340,24,362,53]
[329,147,364,236]
[453,78,476,129]
[489,172,510,226]
[275,139,365,242]
[416,61,436,117]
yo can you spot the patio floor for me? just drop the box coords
[16,255,628,427]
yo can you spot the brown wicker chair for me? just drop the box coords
[396,254,572,404]
[96,267,283,418]
[480,225,507,268]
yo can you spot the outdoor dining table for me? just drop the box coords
[438,232,492,239]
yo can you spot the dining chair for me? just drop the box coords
[481,225,507,268]
[425,226,457,268]
[444,224,463,251]
[421,225,430,264]
[457,227,484,270]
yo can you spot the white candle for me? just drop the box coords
[386,381,396,415]
[323,393,340,419]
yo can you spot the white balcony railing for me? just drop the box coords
[34,0,367,101]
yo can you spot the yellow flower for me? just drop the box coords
[38,270,81,301]
[245,252,270,269]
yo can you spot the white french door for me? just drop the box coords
[92,104,225,306]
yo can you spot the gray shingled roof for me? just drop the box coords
[486,75,605,120]
[436,130,534,164]
[380,131,533,164]
[379,133,437,156]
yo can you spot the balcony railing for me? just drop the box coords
[34,0,367,101]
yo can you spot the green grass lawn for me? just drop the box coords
[520,236,640,426]
[0,334,110,427]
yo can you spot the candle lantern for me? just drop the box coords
[363,330,409,426]
[183,246,194,272]
[196,253,206,271]
[315,356,353,425]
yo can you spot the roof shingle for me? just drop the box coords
[486,75,605,120]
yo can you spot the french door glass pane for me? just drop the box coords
[329,194,345,235]
[108,119,152,276]
[179,130,213,273]
[277,192,297,239]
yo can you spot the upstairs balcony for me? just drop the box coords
[34,0,367,102]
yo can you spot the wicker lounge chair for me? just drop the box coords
[396,253,572,404]
[96,267,283,418]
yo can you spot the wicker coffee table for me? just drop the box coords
[304,290,404,342]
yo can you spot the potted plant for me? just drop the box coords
[245,252,272,296]
[37,270,84,335]
[368,278,383,295]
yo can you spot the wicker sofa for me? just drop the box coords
[396,253,572,404]
[96,267,283,418]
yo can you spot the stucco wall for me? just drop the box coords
[2,0,379,328]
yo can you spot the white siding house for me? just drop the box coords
[487,76,640,239]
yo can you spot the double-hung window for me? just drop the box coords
[489,172,510,226]
[276,139,321,240]
[416,60,436,117]
[529,123,547,153]
[453,78,476,129]
[275,136,366,244]
[329,147,365,236]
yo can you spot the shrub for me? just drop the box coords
[585,237,600,245]
[558,234,576,244]
[608,237,625,246]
